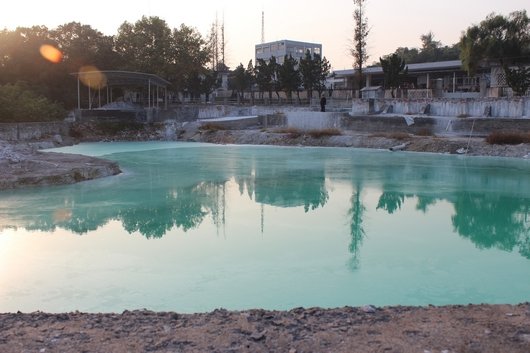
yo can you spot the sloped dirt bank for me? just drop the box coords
[1,304,529,353]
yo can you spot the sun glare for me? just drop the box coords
[39,44,63,63]
[78,65,108,89]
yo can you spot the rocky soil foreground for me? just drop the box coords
[1,126,530,352]
[1,304,529,353]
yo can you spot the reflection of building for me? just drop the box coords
[255,39,322,64]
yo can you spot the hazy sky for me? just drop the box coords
[1,0,528,70]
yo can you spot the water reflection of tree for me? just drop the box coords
[118,181,231,239]
[415,195,438,213]
[376,192,439,214]
[253,170,328,211]
[347,181,365,268]
[376,191,405,214]
[452,193,530,259]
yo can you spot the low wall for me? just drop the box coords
[152,105,316,122]
[352,97,530,118]
[0,122,71,141]
[282,112,530,136]
[285,112,343,130]
[75,109,146,122]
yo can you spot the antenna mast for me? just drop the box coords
[261,11,265,43]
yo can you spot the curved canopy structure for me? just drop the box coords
[71,70,171,110]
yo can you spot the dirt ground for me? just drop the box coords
[1,304,529,353]
[1,128,530,352]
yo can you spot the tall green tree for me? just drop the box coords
[246,60,256,104]
[315,56,331,98]
[300,51,331,103]
[50,22,120,71]
[351,0,370,91]
[277,55,301,102]
[254,56,278,101]
[169,24,211,94]
[254,58,273,101]
[379,53,408,98]
[115,16,173,77]
[460,10,530,75]
[229,62,252,103]
[0,26,69,103]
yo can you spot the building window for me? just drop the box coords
[256,47,263,55]
[314,47,321,55]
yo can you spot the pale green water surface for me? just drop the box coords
[0,142,529,313]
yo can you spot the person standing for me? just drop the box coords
[320,94,327,112]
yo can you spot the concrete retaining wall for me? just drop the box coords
[352,97,530,118]
[152,105,315,122]
[285,112,343,130]
[0,122,71,141]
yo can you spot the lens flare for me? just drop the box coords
[39,44,63,63]
[78,65,107,89]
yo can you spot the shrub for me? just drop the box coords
[0,83,65,122]
[486,131,530,145]
[415,128,434,136]
[308,128,342,138]
[272,127,303,138]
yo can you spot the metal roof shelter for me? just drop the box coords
[331,60,473,92]
[71,70,171,110]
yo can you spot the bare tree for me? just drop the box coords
[351,0,370,93]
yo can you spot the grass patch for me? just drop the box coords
[486,130,530,145]
[307,128,342,139]
[272,127,303,138]
[199,123,226,132]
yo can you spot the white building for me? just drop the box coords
[255,40,322,64]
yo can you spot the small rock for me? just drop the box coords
[52,134,63,144]
[519,334,530,343]
[250,330,266,341]
[362,305,377,313]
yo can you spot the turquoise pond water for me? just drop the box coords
[1,142,530,313]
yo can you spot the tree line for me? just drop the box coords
[228,51,331,104]
[0,16,219,111]
[0,15,333,116]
